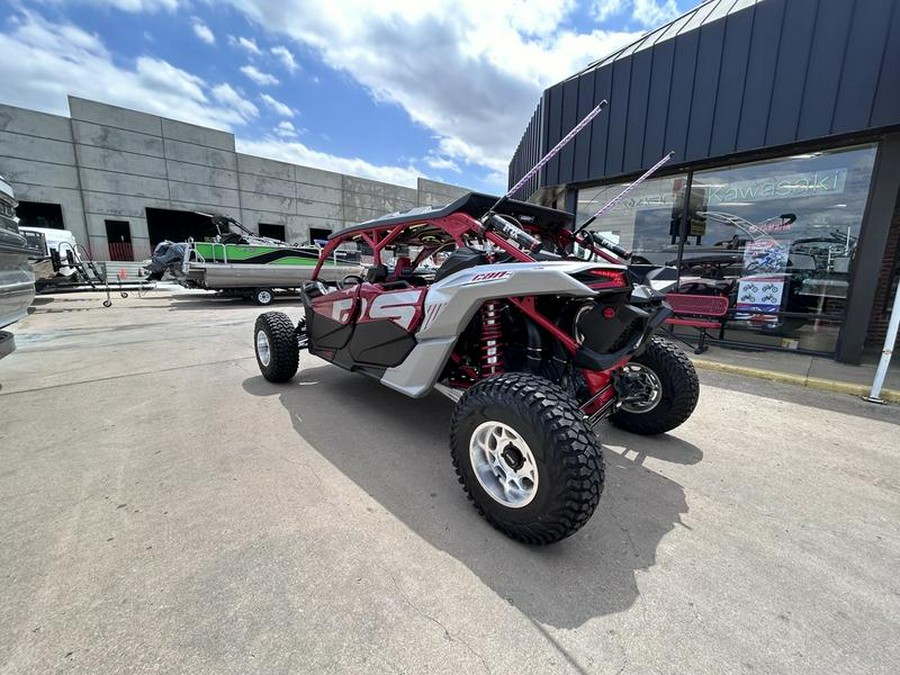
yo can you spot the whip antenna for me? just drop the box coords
[483,99,608,221]
[573,151,674,237]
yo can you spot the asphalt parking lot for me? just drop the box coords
[1,287,898,675]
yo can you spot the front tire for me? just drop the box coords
[254,312,299,382]
[450,373,604,545]
[608,337,699,435]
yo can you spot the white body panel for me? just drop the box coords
[380,261,622,397]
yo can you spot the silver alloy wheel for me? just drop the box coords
[619,363,663,413]
[469,421,539,508]
[257,289,273,305]
[256,330,271,367]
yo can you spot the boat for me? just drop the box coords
[145,213,364,304]
[0,176,36,359]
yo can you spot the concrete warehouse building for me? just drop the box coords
[509,0,900,364]
[0,96,466,263]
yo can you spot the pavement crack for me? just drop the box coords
[375,563,492,674]
[609,500,639,561]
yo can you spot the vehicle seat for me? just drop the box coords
[434,246,488,282]
[392,256,427,286]
[365,264,389,284]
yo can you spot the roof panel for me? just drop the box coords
[586,0,763,75]
[703,0,740,24]
[681,0,721,33]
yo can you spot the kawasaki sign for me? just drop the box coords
[704,169,848,205]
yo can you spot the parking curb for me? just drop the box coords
[691,358,900,404]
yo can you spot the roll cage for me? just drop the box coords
[311,191,625,279]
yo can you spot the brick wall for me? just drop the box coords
[865,189,900,348]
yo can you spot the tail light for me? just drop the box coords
[577,268,628,289]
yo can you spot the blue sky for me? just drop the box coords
[0,0,699,192]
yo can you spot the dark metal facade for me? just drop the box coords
[508,0,900,197]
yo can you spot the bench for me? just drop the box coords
[663,293,730,354]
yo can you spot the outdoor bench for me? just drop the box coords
[663,293,730,354]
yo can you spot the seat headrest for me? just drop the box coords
[365,264,388,283]
[394,256,413,276]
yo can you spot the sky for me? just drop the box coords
[0,0,700,193]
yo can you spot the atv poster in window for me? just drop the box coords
[735,239,790,323]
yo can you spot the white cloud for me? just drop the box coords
[191,17,215,45]
[228,35,261,55]
[482,171,508,190]
[238,137,423,188]
[240,64,279,86]
[270,45,299,73]
[0,11,257,130]
[425,153,460,173]
[592,0,627,21]
[593,1,681,27]
[79,0,179,10]
[631,0,680,27]
[212,83,258,120]
[259,93,294,117]
[274,120,298,138]
[218,1,640,176]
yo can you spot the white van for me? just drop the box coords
[18,225,81,278]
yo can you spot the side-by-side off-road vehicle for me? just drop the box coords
[253,191,699,545]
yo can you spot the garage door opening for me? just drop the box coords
[309,227,332,246]
[146,208,219,246]
[17,202,64,230]
[259,223,286,242]
[105,220,133,261]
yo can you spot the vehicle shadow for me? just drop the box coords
[242,366,698,628]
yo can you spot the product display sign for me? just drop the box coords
[736,276,785,322]
[735,239,790,323]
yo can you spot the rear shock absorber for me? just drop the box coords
[480,300,504,377]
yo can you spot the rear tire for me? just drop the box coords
[609,337,699,435]
[255,312,299,382]
[450,373,604,545]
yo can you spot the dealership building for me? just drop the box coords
[0,96,465,263]
[509,0,900,364]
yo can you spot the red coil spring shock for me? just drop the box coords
[480,300,504,377]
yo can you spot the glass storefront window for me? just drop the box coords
[576,174,688,265]
[686,145,877,353]
[576,143,878,354]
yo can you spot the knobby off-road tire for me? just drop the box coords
[450,373,604,545]
[608,337,699,435]
[254,312,299,383]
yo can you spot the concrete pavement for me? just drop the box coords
[1,288,898,674]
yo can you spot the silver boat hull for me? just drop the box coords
[183,261,364,290]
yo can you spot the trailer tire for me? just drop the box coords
[253,288,274,306]
[450,373,604,545]
[254,312,299,383]
[608,337,699,435]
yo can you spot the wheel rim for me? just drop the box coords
[256,330,271,367]
[258,290,272,304]
[619,363,663,413]
[469,421,539,508]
